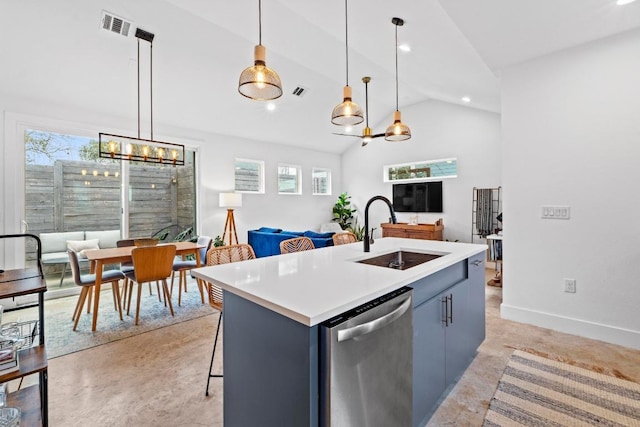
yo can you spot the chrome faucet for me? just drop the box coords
[364,195,397,252]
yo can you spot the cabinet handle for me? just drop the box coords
[471,259,482,267]
[441,296,449,326]
[448,294,453,324]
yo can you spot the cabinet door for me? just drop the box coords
[444,281,471,383]
[413,296,446,427]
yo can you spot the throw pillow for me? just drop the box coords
[67,239,100,259]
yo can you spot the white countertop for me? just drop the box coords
[191,237,487,327]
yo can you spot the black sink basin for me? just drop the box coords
[356,250,443,270]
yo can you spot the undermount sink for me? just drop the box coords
[356,250,444,270]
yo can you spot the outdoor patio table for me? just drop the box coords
[83,241,203,331]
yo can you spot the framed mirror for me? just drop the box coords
[383,158,457,182]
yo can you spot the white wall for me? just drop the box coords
[342,100,501,243]
[501,28,640,349]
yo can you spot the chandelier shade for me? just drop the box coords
[238,44,283,100]
[331,85,364,126]
[384,111,411,142]
[238,0,282,101]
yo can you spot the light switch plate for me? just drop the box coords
[541,206,570,219]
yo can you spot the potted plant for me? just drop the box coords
[332,192,357,230]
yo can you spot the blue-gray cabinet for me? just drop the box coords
[412,253,485,426]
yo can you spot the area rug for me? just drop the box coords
[4,284,216,359]
[483,350,640,426]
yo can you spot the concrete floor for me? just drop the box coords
[42,271,640,426]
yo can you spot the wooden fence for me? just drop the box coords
[25,160,195,264]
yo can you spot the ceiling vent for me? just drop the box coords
[101,11,132,37]
[292,86,307,97]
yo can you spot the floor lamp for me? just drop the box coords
[219,193,242,245]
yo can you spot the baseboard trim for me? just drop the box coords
[500,303,640,351]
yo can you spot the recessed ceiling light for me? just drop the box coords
[266,102,276,111]
[345,126,353,133]
[461,96,471,103]
[616,0,637,5]
[399,44,411,52]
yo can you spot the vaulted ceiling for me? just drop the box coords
[2,0,639,153]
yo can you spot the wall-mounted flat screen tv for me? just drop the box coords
[392,181,443,213]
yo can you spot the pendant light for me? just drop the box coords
[238,0,283,101]
[331,0,364,126]
[385,17,411,141]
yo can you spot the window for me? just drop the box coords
[277,164,301,194]
[235,159,264,193]
[383,158,458,182]
[312,167,331,195]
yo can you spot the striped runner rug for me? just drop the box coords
[483,350,640,426]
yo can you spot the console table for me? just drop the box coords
[381,219,444,241]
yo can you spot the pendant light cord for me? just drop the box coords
[258,0,262,45]
[344,0,349,86]
[150,41,153,140]
[137,39,140,139]
[394,23,399,112]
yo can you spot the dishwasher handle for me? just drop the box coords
[337,296,412,342]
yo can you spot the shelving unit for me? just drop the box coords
[0,234,48,427]
[471,187,501,243]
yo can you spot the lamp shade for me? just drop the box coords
[238,45,283,101]
[219,192,243,208]
[331,86,364,126]
[384,111,411,141]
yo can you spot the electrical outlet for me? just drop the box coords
[564,279,576,293]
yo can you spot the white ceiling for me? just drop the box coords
[3,0,639,154]
[162,0,640,153]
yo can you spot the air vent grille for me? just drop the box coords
[101,11,132,37]
[292,86,307,97]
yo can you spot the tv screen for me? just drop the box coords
[392,182,443,213]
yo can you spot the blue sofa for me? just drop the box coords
[247,227,335,258]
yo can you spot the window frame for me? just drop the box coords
[311,167,332,196]
[234,158,265,194]
[277,163,302,195]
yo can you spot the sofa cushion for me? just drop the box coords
[257,227,282,233]
[40,231,85,254]
[303,231,334,239]
[85,230,120,249]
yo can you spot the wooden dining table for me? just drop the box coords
[83,241,203,331]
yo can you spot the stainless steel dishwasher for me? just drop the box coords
[320,287,413,427]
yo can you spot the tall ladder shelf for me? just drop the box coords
[471,187,502,286]
[0,234,48,426]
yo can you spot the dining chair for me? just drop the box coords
[124,244,177,325]
[332,231,357,245]
[279,236,315,254]
[69,249,125,331]
[170,235,212,306]
[204,243,256,396]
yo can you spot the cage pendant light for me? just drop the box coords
[331,0,364,126]
[385,17,411,141]
[238,0,283,101]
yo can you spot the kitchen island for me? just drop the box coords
[192,237,486,427]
